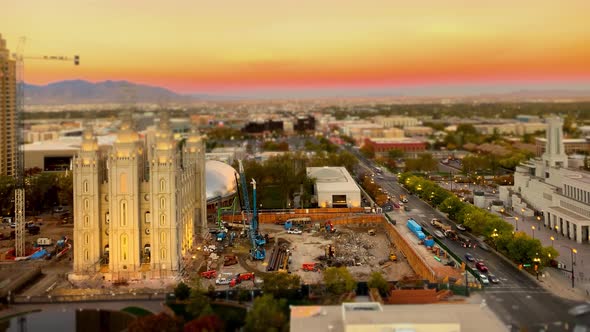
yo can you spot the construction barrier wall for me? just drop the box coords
[222,207,368,224]
[382,220,438,283]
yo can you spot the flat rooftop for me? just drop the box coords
[306,166,360,193]
[290,302,506,332]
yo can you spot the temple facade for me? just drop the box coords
[72,113,206,280]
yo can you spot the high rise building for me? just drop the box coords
[71,113,207,280]
[0,34,16,177]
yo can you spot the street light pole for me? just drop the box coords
[571,248,577,288]
[561,245,577,288]
[532,226,535,240]
[515,216,519,231]
[550,236,554,248]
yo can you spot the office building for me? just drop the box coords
[0,34,16,177]
[503,117,590,243]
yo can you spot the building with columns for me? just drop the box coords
[501,117,590,244]
[71,113,206,280]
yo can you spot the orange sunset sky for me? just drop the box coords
[2,0,590,96]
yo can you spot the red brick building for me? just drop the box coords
[364,138,427,157]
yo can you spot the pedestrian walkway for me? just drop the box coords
[499,210,590,300]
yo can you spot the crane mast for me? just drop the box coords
[238,160,251,220]
[12,37,79,257]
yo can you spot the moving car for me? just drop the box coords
[568,304,590,316]
[464,253,475,262]
[475,261,489,272]
[434,230,445,239]
[479,273,490,285]
[287,228,302,235]
[456,224,466,231]
[488,274,500,284]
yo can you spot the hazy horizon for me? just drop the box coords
[3,0,590,96]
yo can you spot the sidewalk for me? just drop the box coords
[540,267,588,302]
[500,210,590,300]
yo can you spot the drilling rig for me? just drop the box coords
[12,37,79,257]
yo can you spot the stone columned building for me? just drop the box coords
[71,114,206,280]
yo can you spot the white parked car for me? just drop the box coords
[287,228,302,235]
[479,274,490,285]
[434,230,445,239]
[215,272,234,285]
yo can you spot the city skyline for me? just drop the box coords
[2,0,590,97]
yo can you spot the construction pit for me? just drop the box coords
[196,222,417,290]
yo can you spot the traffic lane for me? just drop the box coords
[484,291,576,331]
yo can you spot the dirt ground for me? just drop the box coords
[0,213,75,296]
[258,223,417,284]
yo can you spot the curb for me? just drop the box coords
[489,247,540,284]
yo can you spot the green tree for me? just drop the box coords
[367,271,390,296]
[186,289,213,319]
[174,281,191,301]
[438,196,464,220]
[360,144,375,159]
[244,295,288,332]
[323,267,357,297]
[262,272,301,299]
[387,149,405,160]
[57,172,73,206]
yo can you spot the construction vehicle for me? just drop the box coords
[389,251,397,261]
[325,221,336,233]
[200,270,217,279]
[7,38,79,257]
[229,272,256,287]
[431,218,452,232]
[248,179,266,260]
[445,229,459,241]
[302,263,321,272]
[216,197,239,242]
[368,229,376,236]
[224,254,238,266]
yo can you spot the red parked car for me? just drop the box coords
[475,261,488,272]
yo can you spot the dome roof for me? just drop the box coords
[206,160,238,201]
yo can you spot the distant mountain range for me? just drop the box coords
[23,79,590,104]
[24,80,192,105]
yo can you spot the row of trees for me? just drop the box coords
[0,169,73,217]
[327,102,590,122]
[399,173,558,267]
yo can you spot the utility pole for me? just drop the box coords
[12,37,79,257]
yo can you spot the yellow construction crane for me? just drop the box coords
[13,37,79,257]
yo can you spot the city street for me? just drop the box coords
[347,147,588,331]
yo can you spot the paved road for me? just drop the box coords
[347,148,588,331]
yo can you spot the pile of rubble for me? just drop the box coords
[317,230,377,267]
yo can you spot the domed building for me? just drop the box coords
[205,160,240,216]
